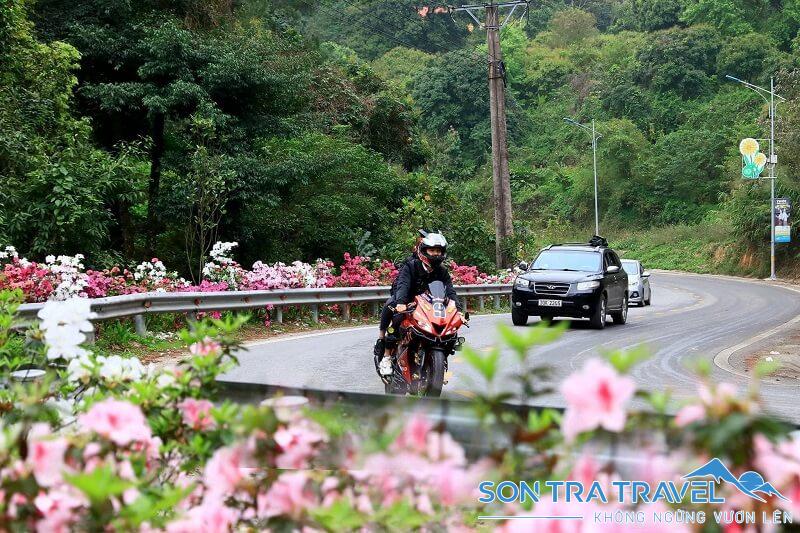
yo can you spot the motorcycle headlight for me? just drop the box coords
[576,280,600,291]
[514,277,530,288]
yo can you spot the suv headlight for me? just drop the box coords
[576,280,600,291]
[514,278,529,288]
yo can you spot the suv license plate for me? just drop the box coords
[539,299,562,307]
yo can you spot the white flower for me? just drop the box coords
[124,358,145,381]
[45,329,89,361]
[156,370,177,389]
[66,352,94,382]
[45,398,77,424]
[45,255,55,263]
[97,355,123,380]
[98,355,144,381]
[0,245,18,261]
[38,298,95,333]
[38,298,95,361]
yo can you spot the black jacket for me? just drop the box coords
[391,255,462,310]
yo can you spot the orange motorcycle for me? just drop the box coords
[383,280,467,397]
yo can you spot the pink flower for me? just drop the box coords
[257,471,316,519]
[569,452,600,487]
[274,422,325,469]
[426,430,466,465]
[753,433,800,514]
[203,444,248,499]
[560,358,636,442]
[27,424,69,487]
[392,413,432,453]
[674,404,706,427]
[178,398,215,430]
[189,337,222,357]
[167,500,237,533]
[428,461,485,506]
[699,382,737,406]
[416,491,434,514]
[635,449,685,487]
[78,399,151,446]
[34,484,86,533]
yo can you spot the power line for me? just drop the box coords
[310,0,494,68]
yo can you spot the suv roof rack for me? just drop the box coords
[549,236,609,249]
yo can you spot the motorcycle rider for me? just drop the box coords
[374,231,463,377]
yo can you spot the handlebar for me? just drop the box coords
[389,303,417,314]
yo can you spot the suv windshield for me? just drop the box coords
[531,250,602,272]
[622,262,639,275]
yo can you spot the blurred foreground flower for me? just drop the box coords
[560,358,635,442]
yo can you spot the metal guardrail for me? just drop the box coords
[217,381,675,466]
[15,284,512,336]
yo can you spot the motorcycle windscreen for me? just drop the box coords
[428,280,447,301]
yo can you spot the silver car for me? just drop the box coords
[622,259,651,306]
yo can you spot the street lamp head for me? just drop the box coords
[725,74,743,83]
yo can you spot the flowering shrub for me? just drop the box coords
[0,293,487,530]
[134,258,187,292]
[332,253,397,287]
[0,243,510,303]
[1,292,799,531]
[202,242,245,290]
[243,259,333,290]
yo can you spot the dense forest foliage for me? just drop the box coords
[3,0,800,275]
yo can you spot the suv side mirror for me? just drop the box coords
[642,270,651,278]
[517,261,528,271]
[606,265,620,274]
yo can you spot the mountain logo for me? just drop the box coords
[683,458,789,503]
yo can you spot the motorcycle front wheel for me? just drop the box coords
[422,348,446,397]
[385,361,407,395]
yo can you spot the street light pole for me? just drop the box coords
[725,74,785,280]
[770,77,775,280]
[564,117,602,235]
[592,119,599,236]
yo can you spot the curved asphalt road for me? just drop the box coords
[221,273,800,422]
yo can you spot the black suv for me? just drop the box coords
[511,239,628,329]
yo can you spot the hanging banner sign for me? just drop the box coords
[774,197,791,243]
[739,138,766,179]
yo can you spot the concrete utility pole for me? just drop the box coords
[454,1,527,268]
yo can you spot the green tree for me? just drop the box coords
[635,25,723,97]
[239,133,403,262]
[411,51,489,171]
[544,8,599,48]
[0,0,142,261]
[716,33,783,85]
[612,0,683,32]
[371,47,434,91]
[303,0,468,60]
[681,0,770,36]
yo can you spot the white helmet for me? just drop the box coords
[419,232,448,269]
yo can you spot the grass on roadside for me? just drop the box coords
[519,221,765,277]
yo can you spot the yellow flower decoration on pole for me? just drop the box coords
[739,138,759,157]
[754,152,767,167]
